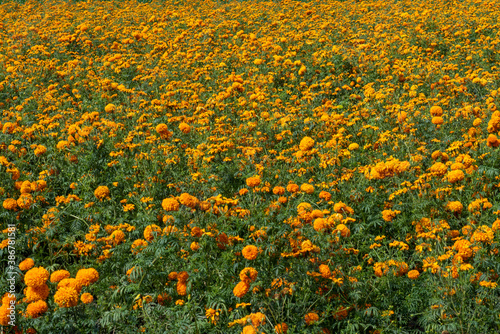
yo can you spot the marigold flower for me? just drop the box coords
[94,186,110,200]
[54,287,79,308]
[430,106,443,116]
[242,325,256,334]
[25,300,48,319]
[304,312,319,325]
[25,284,50,302]
[313,218,327,232]
[162,198,179,211]
[299,136,315,151]
[80,292,93,304]
[242,245,258,260]
[407,270,420,279]
[190,242,200,251]
[131,239,148,254]
[272,186,285,195]
[275,323,288,334]
[177,271,189,282]
[3,198,18,211]
[19,258,35,271]
[58,278,83,293]
[239,267,258,283]
[300,183,314,194]
[432,116,444,125]
[176,281,187,295]
[319,264,331,278]
[75,268,99,287]
[34,145,47,156]
[50,270,70,283]
[24,267,49,288]
[179,122,191,134]
[348,143,359,150]
[249,312,266,327]
[179,193,199,208]
[446,170,465,183]
[144,224,162,242]
[335,224,351,237]
[233,281,250,298]
[17,193,33,209]
[318,191,331,201]
[487,134,500,147]
[104,103,116,113]
[446,201,463,213]
[246,176,261,188]
[381,209,400,222]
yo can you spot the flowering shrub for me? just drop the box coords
[0,0,500,333]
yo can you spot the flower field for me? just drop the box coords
[1,0,500,332]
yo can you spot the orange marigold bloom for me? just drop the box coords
[94,186,110,200]
[319,191,331,201]
[3,198,18,210]
[242,245,258,260]
[19,258,35,271]
[17,193,33,209]
[24,267,49,288]
[190,242,200,251]
[233,281,250,298]
[75,268,99,287]
[275,323,288,334]
[176,281,187,296]
[432,116,444,125]
[54,287,78,308]
[58,278,83,293]
[272,186,285,195]
[446,201,463,213]
[299,136,315,151]
[304,312,319,325]
[25,300,48,319]
[34,145,47,156]
[300,183,314,194]
[144,224,162,242]
[104,103,116,113]
[286,183,299,193]
[446,170,465,183]
[407,270,420,280]
[179,193,199,208]
[335,224,351,237]
[319,264,331,278]
[162,198,179,211]
[242,325,256,334]
[25,284,50,302]
[246,176,261,188]
[313,218,327,232]
[430,106,443,116]
[177,271,189,282]
[239,267,258,283]
[80,292,93,304]
[50,270,70,283]
[179,122,191,134]
[486,134,500,147]
[249,312,266,327]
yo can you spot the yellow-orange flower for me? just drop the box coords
[3,198,18,210]
[299,136,315,151]
[24,267,49,288]
[246,176,261,188]
[19,258,35,271]
[25,284,50,302]
[144,224,162,242]
[179,122,191,134]
[304,312,319,325]
[446,170,465,183]
[300,183,314,194]
[239,267,258,283]
[94,186,110,200]
[242,245,258,260]
[233,281,250,298]
[25,300,48,319]
[80,292,93,304]
[54,287,79,308]
[75,268,99,287]
[430,106,443,116]
[50,270,71,283]
[162,198,179,211]
[407,270,420,279]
